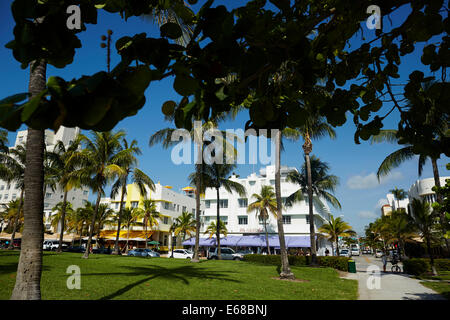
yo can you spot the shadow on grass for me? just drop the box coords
[82,264,242,300]
[0,263,51,275]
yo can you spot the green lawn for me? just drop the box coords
[420,281,450,300]
[0,250,357,300]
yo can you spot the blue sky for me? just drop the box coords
[0,1,448,234]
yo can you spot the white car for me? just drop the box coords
[170,249,194,259]
[351,249,360,256]
[339,249,351,258]
[375,249,383,258]
[43,240,68,251]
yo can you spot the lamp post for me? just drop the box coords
[171,222,176,258]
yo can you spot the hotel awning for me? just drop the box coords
[99,230,153,241]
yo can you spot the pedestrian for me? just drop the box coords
[381,250,388,272]
[325,248,330,256]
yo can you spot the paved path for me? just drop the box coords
[343,255,445,300]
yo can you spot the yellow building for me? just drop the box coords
[100,182,199,252]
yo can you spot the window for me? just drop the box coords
[83,190,88,196]
[0,194,2,200]
[4,194,8,200]
[163,216,169,224]
[12,194,17,200]
[219,199,228,208]
[45,193,52,198]
[6,185,10,190]
[0,185,3,190]
[18,136,23,142]
[238,198,248,208]
[238,216,248,225]
[249,181,256,186]
[270,179,275,185]
[60,195,63,199]
[14,184,19,189]
[182,206,187,212]
[115,203,119,210]
[192,208,195,215]
[306,216,310,224]
[44,202,49,208]
[163,235,168,246]
[219,216,228,225]
[163,202,170,210]
[258,216,265,224]
[177,204,180,211]
[205,200,210,208]
[131,201,139,208]
[282,216,291,224]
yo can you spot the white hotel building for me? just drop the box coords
[200,165,333,255]
[0,127,90,232]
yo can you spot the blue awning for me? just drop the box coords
[182,235,311,248]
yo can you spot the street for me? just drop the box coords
[344,254,445,300]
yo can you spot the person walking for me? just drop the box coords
[381,250,388,272]
[325,248,330,256]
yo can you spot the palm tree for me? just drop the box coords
[68,131,125,258]
[410,198,440,275]
[0,144,26,249]
[46,139,83,252]
[139,199,161,249]
[50,202,74,234]
[247,185,278,255]
[318,215,355,256]
[110,138,155,254]
[150,119,235,262]
[0,199,24,235]
[0,129,8,153]
[95,204,116,242]
[193,163,245,259]
[385,210,416,259]
[120,207,144,253]
[389,187,407,211]
[204,220,228,239]
[173,211,196,242]
[286,155,341,260]
[283,111,336,265]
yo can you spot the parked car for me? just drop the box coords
[236,249,254,256]
[169,249,194,259]
[208,247,243,260]
[43,240,68,251]
[128,248,159,257]
[351,248,360,256]
[67,245,85,253]
[339,249,351,258]
[375,249,383,258]
[92,247,112,254]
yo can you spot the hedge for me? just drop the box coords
[242,254,350,271]
[402,258,450,276]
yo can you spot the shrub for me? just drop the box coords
[403,258,430,276]
[242,254,349,271]
[435,259,450,271]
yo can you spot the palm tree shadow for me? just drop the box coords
[82,264,241,300]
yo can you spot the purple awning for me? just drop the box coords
[182,235,310,248]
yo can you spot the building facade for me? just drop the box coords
[200,165,333,255]
[0,127,90,232]
[100,182,199,251]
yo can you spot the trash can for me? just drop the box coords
[348,259,356,273]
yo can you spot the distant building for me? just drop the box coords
[0,127,90,233]
[386,193,409,212]
[381,204,392,217]
[408,176,450,212]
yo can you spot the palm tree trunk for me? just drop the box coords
[216,187,221,260]
[82,190,101,259]
[426,236,437,275]
[57,190,68,253]
[10,59,47,300]
[79,224,83,246]
[192,164,202,262]
[431,158,450,256]
[125,225,130,253]
[336,239,340,256]
[264,216,270,255]
[113,185,126,255]
[8,189,24,250]
[304,152,318,264]
[144,218,148,250]
[275,130,295,279]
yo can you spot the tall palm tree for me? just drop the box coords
[247,185,278,255]
[68,131,125,258]
[46,139,83,252]
[286,155,341,259]
[204,220,228,239]
[385,210,416,259]
[0,129,9,153]
[0,199,24,235]
[193,163,245,259]
[110,138,155,254]
[150,119,234,262]
[139,199,161,249]
[410,198,440,275]
[173,211,196,242]
[318,215,355,256]
[120,207,144,254]
[95,203,116,242]
[389,187,408,211]
[0,144,26,249]
[283,111,336,264]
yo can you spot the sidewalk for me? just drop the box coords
[343,255,445,300]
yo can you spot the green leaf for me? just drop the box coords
[0,93,29,106]
[173,75,199,96]
[21,90,47,122]
[160,22,183,40]
[162,100,176,116]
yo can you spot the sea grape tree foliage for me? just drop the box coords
[1,0,449,158]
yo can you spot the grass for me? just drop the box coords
[0,250,357,300]
[420,281,450,300]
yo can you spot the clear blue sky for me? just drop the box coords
[0,1,448,234]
